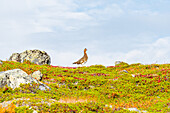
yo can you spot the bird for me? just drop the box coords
[73,48,88,65]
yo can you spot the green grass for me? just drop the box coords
[0,61,169,113]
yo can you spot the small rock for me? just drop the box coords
[128,108,140,112]
[39,83,51,91]
[73,81,78,85]
[58,82,66,87]
[39,85,46,91]
[105,104,112,108]
[123,70,128,73]
[89,85,95,89]
[31,70,43,81]
[132,74,135,77]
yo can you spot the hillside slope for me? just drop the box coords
[0,61,169,112]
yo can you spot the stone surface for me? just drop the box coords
[122,70,128,73]
[128,108,140,112]
[9,53,21,62]
[30,70,43,81]
[0,69,50,90]
[9,49,51,65]
[131,74,135,77]
[115,61,123,65]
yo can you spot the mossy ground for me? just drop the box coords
[0,61,169,112]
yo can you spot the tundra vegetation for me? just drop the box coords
[0,60,169,113]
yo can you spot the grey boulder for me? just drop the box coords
[9,49,51,65]
[0,69,50,91]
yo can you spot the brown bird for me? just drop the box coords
[73,48,88,65]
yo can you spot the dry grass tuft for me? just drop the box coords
[58,96,96,103]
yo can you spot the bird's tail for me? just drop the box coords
[73,62,77,64]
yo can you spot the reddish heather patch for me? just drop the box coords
[107,66,115,68]
[135,74,159,78]
[74,77,84,80]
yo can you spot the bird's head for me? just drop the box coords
[84,48,87,52]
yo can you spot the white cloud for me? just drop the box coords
[153,37,170,47]
[88,4,124,21]
[0,0,94,36]
[123,37,170,64]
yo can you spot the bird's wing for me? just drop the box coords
[73,56,84,64]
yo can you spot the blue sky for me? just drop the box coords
[0,0,170,66]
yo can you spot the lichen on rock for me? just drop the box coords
[9,49,51,65]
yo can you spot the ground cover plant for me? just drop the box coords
[0,60,169,113]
